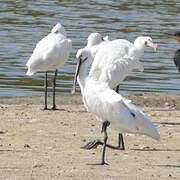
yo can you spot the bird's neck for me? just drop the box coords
[134,40,145,51]
[77,61,90,95]
[130,44,145,59]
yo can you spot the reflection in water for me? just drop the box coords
[0,0,180,96]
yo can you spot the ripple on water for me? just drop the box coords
[0,0,180,96]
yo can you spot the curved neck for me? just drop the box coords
[77,61,90,94]
[129,44,144,60]
[133,40,145,55]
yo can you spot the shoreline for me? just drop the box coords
[1,92,180,108]
[0,93,180,179]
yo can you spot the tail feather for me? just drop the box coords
[123,98,160,141]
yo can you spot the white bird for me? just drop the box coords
[89,36,157,149]
[72,48,160,165]
[89,36,158,89]
[74,36,158,150]
[26,23,72,110]
[71,33,110,96]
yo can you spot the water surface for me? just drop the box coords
[0,0,180,96]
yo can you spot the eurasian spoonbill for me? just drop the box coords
[26,23,72,110]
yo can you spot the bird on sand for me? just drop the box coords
[72,48,160,165]
[26,23,72,110]
[74,36,158,150]
[166,31,180,73]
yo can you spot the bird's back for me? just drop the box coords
[89,39,143,88]
[84,79,159,140]
[26,33,72,75]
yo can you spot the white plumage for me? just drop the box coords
[26,23,72,110]
[73,36,158,152]
[73,49,160,164]
[26,23,72,76]
[84,79,159,140]
[73,33,110,95]
[76,33,110,67]
[77,56,159,140]
[89,36,157,88]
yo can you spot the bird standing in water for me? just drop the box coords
[26,23,72,110]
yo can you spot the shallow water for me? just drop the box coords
[0,0,180,96]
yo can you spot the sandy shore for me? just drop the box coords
[0,93,180,180]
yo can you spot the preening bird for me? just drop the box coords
[72,49,160,165]
[26,23,72,110]
[71,33,110,95]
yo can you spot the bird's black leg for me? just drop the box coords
[82,84,125,151]
[82,133,125,150]
[81,139,103,149]
[44,72,48,110]
[115,85,125,150]
[118,133,125,150]
[100,120,110,165]
[52,69,58,110]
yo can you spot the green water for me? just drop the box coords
[0,0,180,96]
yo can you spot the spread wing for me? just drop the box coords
[89,39,143,88]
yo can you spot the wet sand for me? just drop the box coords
[0,93,180,180]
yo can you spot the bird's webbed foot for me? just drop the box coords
[43,107,48,111]
[81,139,125,150]
[51,105,57,111]
[81,139,103,150]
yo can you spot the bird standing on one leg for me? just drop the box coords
[26,23,72,110]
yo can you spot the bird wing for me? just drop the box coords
[84,82,159,140]
[105,91,159,140]
[26,33,72,74]
[27,33,57,63]
[84,81,138,131]
[121,97,160,140]
[89,39,143,88]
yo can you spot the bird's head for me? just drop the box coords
[76,48,92,61]
[51,23,66,36]
[134,36,158,52]
[71,48,91,94]
[87,33,103,47]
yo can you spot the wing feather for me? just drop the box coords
[89,39,144,88]
[26,33,71,75]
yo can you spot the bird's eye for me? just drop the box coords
[78,54,82,59]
